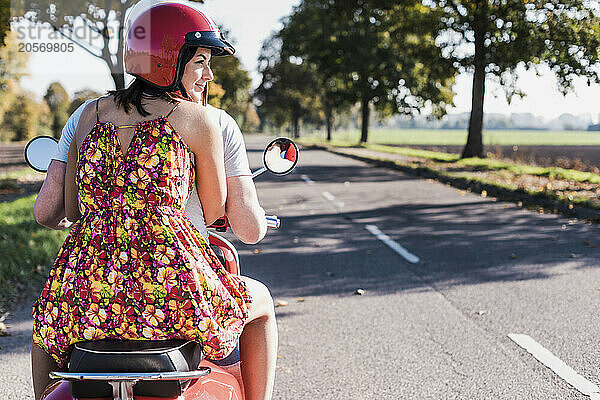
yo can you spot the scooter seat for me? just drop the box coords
[68,339,203,398]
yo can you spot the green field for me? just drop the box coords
[305,129,600,146]
[0,195,68,310]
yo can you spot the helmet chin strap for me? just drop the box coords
[177,82,208,106]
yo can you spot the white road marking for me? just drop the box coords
[322,191,335,201]
[301,174,315,184]
[365,225,420,264]
[321,191,345,209]
[508,333,600,399]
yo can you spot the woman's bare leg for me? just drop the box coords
[239,276,277,400]
[31,341,59,400]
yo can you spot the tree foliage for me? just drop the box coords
[68,88,103,114]
[0,30,28,121]
[276,0,457,143]
[210,46,259,132]
[3,92,51,141]
[426,0,600,157]
[44,81,70,138]
[0,0,10,45]
[12,0,204,89]
[255,34,322,138]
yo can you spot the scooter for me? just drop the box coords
[24,136,299,400]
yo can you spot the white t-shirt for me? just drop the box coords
[52,100,251,240]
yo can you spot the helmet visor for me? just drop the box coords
[185,31,235,56]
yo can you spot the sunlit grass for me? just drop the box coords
[0,195,68,310]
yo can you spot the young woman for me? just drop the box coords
[31,4,276,400]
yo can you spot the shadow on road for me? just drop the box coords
[239,201,600,299]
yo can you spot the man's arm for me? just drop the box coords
[32,99,93,230]
[33,160,71,230]
[226,176,267,244]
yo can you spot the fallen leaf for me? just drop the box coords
[292,237,299,243]
[475,310,487,316]
[354,289,365,295]
[275,300,289,307]
[569,253,580,259]
[584,241,595,248]
[481,190,487,198]
[569,204,574,210]
[297,297,305,302]
[253,249,262,254]
[510,253,517,259]
[325,271,335,277]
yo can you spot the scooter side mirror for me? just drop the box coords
[262,138,299,176]
[24,136,58,172]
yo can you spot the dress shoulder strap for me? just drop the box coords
[165,102,180,118]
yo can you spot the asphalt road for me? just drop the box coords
[2,135,600,399]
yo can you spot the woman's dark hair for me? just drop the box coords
[110,45,206,116]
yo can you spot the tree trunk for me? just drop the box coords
[292,109,300,139]
[462,10,486,158]
[111,71,126,90]
[359,96,370,144]
[325,105,333,141]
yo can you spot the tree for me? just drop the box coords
[211,53,253,125]
[0,30,29,134]
[13,0,204,89]
[255,35,321,138]
[278,2,353,141]
[0,0,10,45]
[427,0,600,158]
[44,81,70,138]
[3,92,50,141]
[68,88,103,114]
[277,0,457,143]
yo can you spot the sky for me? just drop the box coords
[16,0,600,123]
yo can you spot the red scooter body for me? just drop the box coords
[41,360,243,400]
[40,231,245,400]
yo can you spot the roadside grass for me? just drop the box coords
[305,128,600,146]
[0,168,44,194]
[0,167,41,180]
[299,138,600,214]
[0,195,67,311]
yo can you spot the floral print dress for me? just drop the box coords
[32,107,251,369]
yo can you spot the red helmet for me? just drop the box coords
[124,2,234,88]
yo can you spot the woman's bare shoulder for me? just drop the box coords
[170,101,220,150]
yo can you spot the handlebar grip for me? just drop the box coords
[266,215,280,229]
